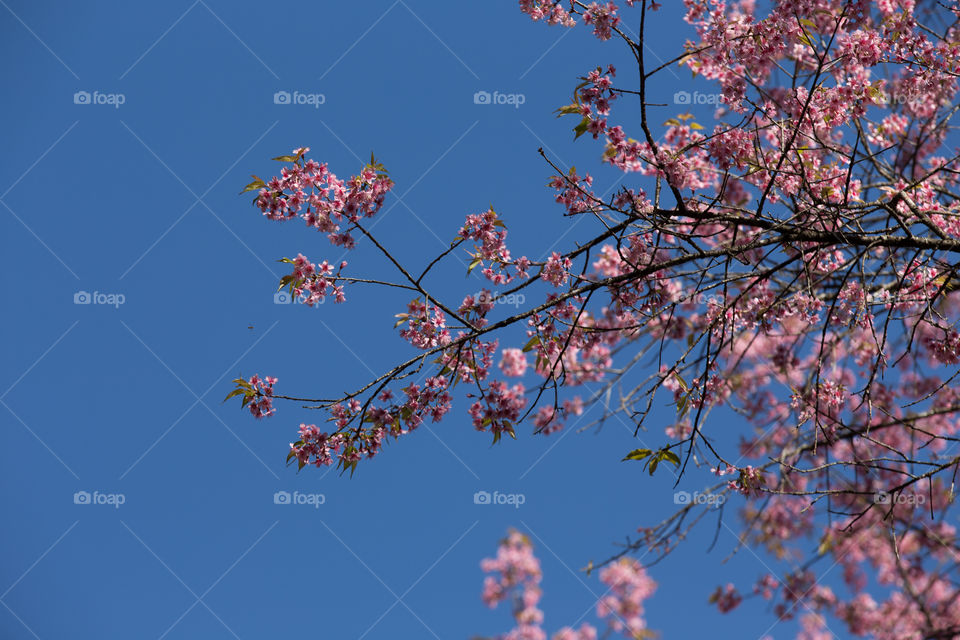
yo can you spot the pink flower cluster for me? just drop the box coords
[596,558,657,636]
[520,0,650,40]
[441,338,498,383]
[481,530,656,640]
[481,530,545,639]
[582,2,621,40]
[290,376,452,471]
[459,208,530,284]
[246,374,276,418]
[469,380,528,439]
[531,397,584,435]
[710,583,743,613]
[499,348,529,377]
[254,148,393,249]
[397,299,452,349]
[540,252,572,287]
[518,0,576,27]
[282,253,347,305]
[549,167,601,215]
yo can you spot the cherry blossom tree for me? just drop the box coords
[230,1,960,638]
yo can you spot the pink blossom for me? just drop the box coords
[500,348,529,377]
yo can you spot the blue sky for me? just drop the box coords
[1,2,842,638]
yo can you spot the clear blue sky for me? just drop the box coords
[2,2,838,638]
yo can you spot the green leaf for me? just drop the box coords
[677,393,690,418]
[272,155,299,162]
[239,176,266,195]
[223,388,246,403]
[286,444,302,463]
[522,336,541,352]
[648,457,660,476]
[662,449,681,467]
[573,79,591,102]
[622,448,653,462]
[817,533,833,555]
[555,104,581,117]
[278,274,296,291]
[467,256,483,275]
[573,117,591,140]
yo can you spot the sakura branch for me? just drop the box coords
[228,1,960,637]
